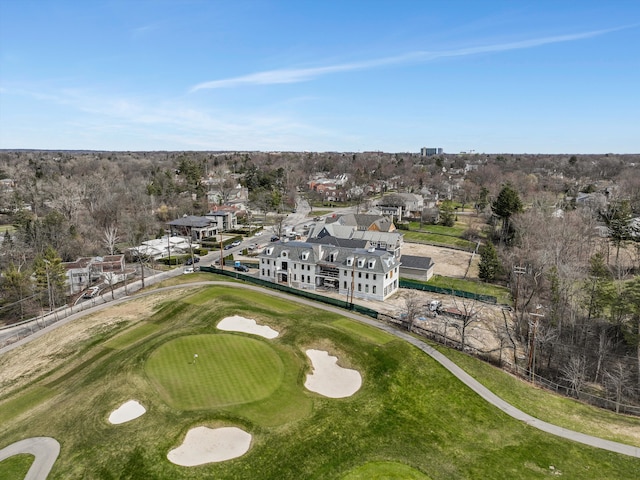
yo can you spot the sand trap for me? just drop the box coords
[108,400,146,424]
[217,315,279,339]
[304,349,362,398]
[167,426,252,466]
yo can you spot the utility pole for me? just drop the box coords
[43,259,54,312]
[513,265,527,313]
[350,256,357,307]
[527,308,544,382]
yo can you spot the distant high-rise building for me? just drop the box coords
[420,147,443,156]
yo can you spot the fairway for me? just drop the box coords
[145,334,284,409]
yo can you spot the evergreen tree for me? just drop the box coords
[491,184,523,245]
[439,199,456,227]
[478,241,501,282]
[600,199,633,266]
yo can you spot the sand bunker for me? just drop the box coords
[108,400,146,424]
[167,426,252,466]
[217,315,279,339]
[304,349,362,398]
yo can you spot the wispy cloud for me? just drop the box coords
[190,27,623,92]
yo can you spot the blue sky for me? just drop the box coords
[1,1,638,153]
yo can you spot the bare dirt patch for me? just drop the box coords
[401,242,476,279]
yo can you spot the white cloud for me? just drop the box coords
[190,27,622,92]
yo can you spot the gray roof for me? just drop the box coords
[168,216,214,228]
[351,230,403,246]
[325,213,394,232]
[400,254,434,270]
[306,235,368,249]
[260,241,399,273]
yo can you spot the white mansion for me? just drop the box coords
[258,241,400,302]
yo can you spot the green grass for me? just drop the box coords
[308,209,333,217]
[0,386,55,425]
[0,454,34,479]
[402,231,476,250]
[433,343,640,448]
[406,222,467,237]
[343,461,432,479]
[425,275,512,304]
[332,318,395,345]
[104,322,160,350]
[145,334,285,409]
[0,285,638,479]
[0,225,15,234]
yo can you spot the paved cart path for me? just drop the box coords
[0,437,60,480]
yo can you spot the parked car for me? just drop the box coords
[224,244,233,250]
[183,266,194,274]
[82,286,100,299]
[234,264,249,272]
[185,255,200,265]
[270,235,280,242]
[231,240,242,247]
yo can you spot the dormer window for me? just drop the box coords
[368,259,376,269]
[357,258,365,268]
[301,251,310,261]
[266,247,274,255]
[281,250,288,258]
[347,256,354,266]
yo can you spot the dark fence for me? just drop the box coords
[199,266,379,319]
[399,279,497,304]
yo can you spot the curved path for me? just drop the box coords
[2,281,639,462]
[0,437,60,480]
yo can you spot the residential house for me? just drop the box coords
[325,213,396,232]
[308,214,403,258]
[62,254,128,295]
[378,193,424,221]
[168,215,219,240]
[258,242,400,302]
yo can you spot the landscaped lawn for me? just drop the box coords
[1,285,638,479]
[402,230,476,250]
[406,222,467,237]
[419,275,512,304]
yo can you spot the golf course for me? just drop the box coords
[1,282,639,479]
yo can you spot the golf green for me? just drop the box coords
[145,334,284,409]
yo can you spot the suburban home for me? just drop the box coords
[378,193,424,221]
[308,215,403,259]
[168,215,219,240]
[206,208,238,231]
[325,213,396,232]
[258,242,401,302]
[399,254,435,281]
[62,254,129,295]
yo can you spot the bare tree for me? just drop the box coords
[604,361,633,413]
[561,355,587,399]
[103,225,120,255]
[272,214,287,239]
[403,293,422,332]
[450,296,483,351]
